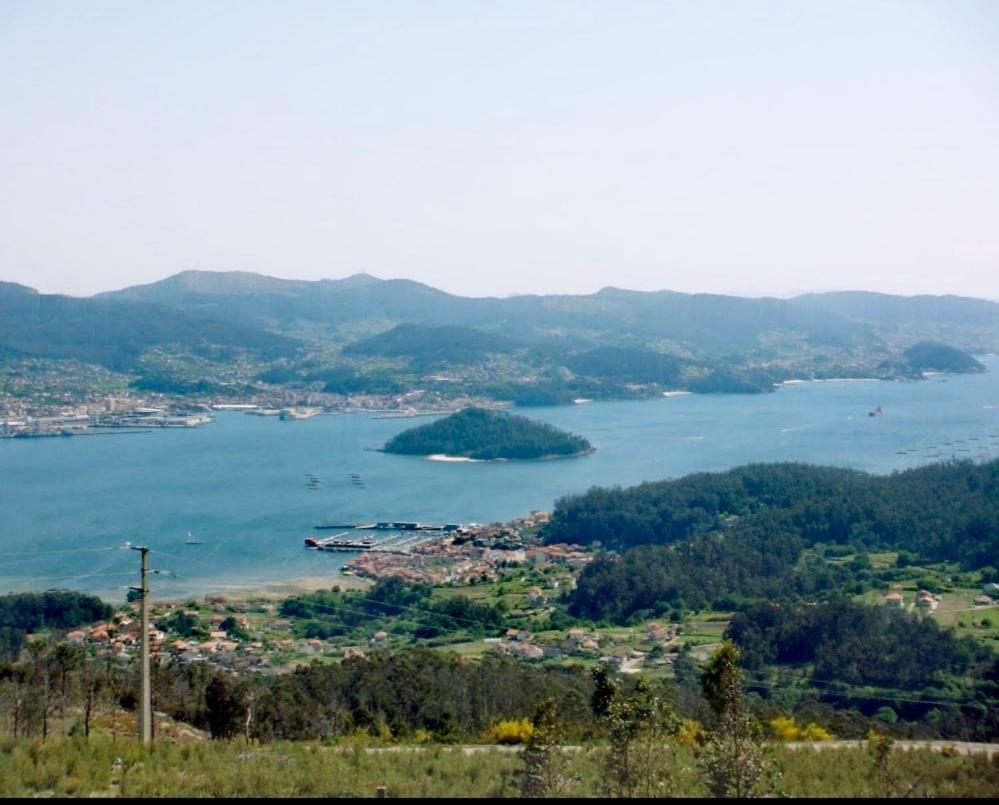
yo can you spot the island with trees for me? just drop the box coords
[380,407,594,460]
[900,341,986,375]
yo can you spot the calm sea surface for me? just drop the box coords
[2,356,998,600]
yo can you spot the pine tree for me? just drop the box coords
[518,698,568,797]
[204,673,246,741]
[697,641,778,798]
[604,677,680,797]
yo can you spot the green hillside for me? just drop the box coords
[7,272,994,407]
[902,342,986,374]
[343,324,522,367]
[0,284,298,372]
[382,407,593,460]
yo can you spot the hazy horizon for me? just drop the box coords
[6,267,999,304]
[2,1,998,300]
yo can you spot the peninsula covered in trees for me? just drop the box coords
[542,459,999,624]
[381,407,593,460]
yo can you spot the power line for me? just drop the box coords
[239,596,431,635]
[740,673,986,710]
[740,664,989,701]
[0,571,136,584]
[148,549,188,561]
[0,546,121,559]
[283,592,505,630]
[743,670,979,703]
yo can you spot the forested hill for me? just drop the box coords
[791,291,999,352]
[10,271,993,403]
[0,283,298,371]
[97,270,869,351]
[902,342,985,374]
[542,460,999,569]
[381,407,593,460]
[791,290,998,328]
[342,324,522,367]
[97,271,999,352]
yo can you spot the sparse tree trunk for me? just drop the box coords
[41,669,50,739]
[12,692,22,738]
[245,697,254,744]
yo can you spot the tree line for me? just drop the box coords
[542,460,999,569]
[0,591,112,664]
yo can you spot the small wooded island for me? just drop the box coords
[381,407,593,460]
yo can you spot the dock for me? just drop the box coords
[314,523,376,530]
[313,521,462,532]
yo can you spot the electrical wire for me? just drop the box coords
[280,590,509,630]
[739,673,987,710]
[0,546,121,559]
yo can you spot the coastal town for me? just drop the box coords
[26,509,610,676]
[340,511,595,585]
[0,387,499,438]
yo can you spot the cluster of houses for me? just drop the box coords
[884,588,941,610]
[59,597,438,672]
[973,582,999,608]
[57,604,285,672]
[489,622,679,670]
[343,509,593,586]
[885,582,999,612]
[63,613,168,661]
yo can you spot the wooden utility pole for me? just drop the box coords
[130,545,152,744]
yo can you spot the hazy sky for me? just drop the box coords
[2,1,998,300]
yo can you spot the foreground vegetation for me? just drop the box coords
[2,735,997,798]
[3,462,996,748]
[2,643,997,798]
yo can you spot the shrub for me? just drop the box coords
[489,719,534,745]
[769,716,834,741]
[675,720,706,748]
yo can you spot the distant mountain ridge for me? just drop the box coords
[96,271,998,347]
[96,270,878,353]
[0,282,298,371]
[791,290,998,327]
[4,270,994,401]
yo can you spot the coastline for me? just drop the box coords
[151,574,372,605]
[423,447,595,463]
[426,453,485,463]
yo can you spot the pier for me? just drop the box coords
[305,523,453,554]
[313,521,463,533]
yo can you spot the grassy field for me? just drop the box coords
[1,736,997,797]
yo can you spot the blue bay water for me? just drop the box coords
[2,356,998,600]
